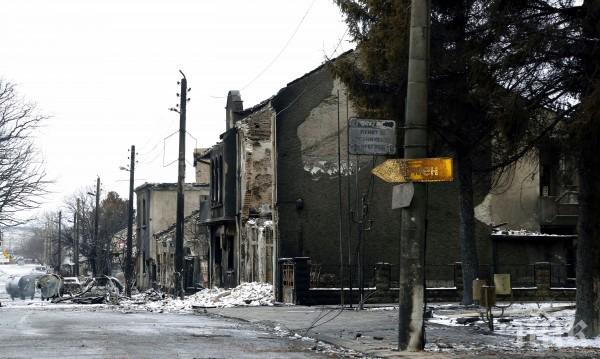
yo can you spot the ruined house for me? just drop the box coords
[199,53,579,300]
[134,183,209,290]
[154,210,209,293]
[110,226,137,276]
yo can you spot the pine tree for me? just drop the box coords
[334,0,547,304]
[488,0,600,338]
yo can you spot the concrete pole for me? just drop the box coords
[175,71,187,299]
[398,0,430,351]
[57,211,62,274]
[126,145,135,296]
[75,199,80,277]
[94,177,100,277]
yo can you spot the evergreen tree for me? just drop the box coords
[488,0,600,338]
[334,0,548,304]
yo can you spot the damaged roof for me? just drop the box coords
[153,209,201,240]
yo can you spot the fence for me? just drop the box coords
[279,259,576,305]
[550,263,576,288]
[308,262,573,290]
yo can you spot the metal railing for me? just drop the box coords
[550,263,576,288]
[308,262,572,289]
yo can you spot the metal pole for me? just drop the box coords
[398,0,430,351]
[126,145,135,296]
[174,71,187,299]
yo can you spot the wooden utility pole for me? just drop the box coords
[56,211,62,274]
[398,0,430,351]
[126,145,136,296]
[93,176,100,276]
[43,224,47,265]
[174,70,188,299]
[75,199,80,277]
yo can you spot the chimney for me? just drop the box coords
[225,90,243,130]
[193,148,210,185]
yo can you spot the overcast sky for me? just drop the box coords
[0,0,351,220]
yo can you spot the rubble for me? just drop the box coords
[119,282,274,313]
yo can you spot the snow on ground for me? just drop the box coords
[429,302,600,349]
[119,282,275,313]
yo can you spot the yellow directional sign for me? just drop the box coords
[371,157,454,183]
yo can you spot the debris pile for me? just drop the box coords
[119,282,274,312]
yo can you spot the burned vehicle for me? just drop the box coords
[62,277,82,295]
[5,274,43,300]
[74,276,123,304]
[18,274,42,299]
[37,274,64,301]
[5,277,20,300]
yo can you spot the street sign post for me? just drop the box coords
[392,183,415,209]
[372,157,454,183]
[348,118,396,155]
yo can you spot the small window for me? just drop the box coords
[142,199,147,227]
[210,155,224,207]
[218,155,224,204]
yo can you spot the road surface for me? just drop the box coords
[0,307,334,358]
[0,264,336,358]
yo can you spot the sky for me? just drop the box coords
[0,0,352,221]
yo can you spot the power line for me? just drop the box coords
[275,29,349,117]
[239,0,318,91]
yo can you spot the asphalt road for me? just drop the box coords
[0,307,333,359]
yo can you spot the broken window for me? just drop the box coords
[210,154,224,207]
[142,198,147,227]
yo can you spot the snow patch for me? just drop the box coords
[119,282,274,313]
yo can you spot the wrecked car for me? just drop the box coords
[62,277,82,295]
[37,274,64,301]
[5,274,43,300]
[5,277,20,300]
[73,276,123,303]
[18,274,42,299]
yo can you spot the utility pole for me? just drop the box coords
[42,225,47,265]
[94,176,100,277]
[398,0,430,351]
[56,211,62,274]
[48,227,51,265]
[126,145,136,296]
[75,199,80,277]
[174,70,189,299]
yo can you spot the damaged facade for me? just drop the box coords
[154,210,209,293]
[199,93,277,289]
[110,226,137,277]
[134,183,208,290]
[198,52,579,300]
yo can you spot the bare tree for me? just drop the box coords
[18,224,46,264]
[0,80,48,226]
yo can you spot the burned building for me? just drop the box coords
[199,53,579,301]
[134,183,208,290]
[154,210,209,293]
[198,93,240,289]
